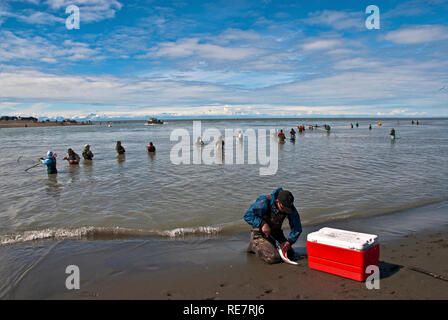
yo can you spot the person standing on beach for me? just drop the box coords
[116,141,126,154]
[39,151,57,174]
[63,148,80,164]
[244,188,302,264]
[82,144,94,160]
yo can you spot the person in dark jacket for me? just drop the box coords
[116,141,125,154]
[63,148,80,164]
[147,142,156,153]
[390,128,396,140]
[40,151,57,174]
[290,128,296,137]
[82,144,94,160]
[244,188,302,264]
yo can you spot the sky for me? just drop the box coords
[0,0,447,119]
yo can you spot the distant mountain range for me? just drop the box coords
[33,112,443,122]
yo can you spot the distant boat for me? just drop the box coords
[145,117,164,125]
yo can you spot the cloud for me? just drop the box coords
[212,28,261,44]
[43,0,122,23]
[0,2,11,25]
[10,10,64,25]
[384,25,448,44]
[2,53,448,118]
[143,68,296,89]
[303,10,364,31]
[7,0,41,4]
[0,68,226,107]
[146,38,262,61]
[0,31,100,63]
[301,39,342,51]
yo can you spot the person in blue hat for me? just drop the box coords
[39,151,57,174]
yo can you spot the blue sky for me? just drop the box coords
[1,0,447,119]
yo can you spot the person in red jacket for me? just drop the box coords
[277,130,285,142]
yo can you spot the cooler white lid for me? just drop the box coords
[307,227,378,251]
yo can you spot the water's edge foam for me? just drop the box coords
[0,225,225,246]
[2,198,448,246]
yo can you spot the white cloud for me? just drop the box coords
[146,38,262,61]
[304,10,364,30]
[44,0,122,23]
[2,54,448,118]
[2,0,121,26]
[12,10,64,25]
[333,57,383,70]
[7,0,40,4]
[212,28,261,44]
[384,25,448,44]
[0,31,100,63]
[0,68,226,107]
[301,39,342,51]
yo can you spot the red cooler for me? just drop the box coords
[307,227,379,281]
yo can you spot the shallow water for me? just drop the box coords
[1,118,447,244]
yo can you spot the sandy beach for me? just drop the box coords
[56,230,447,300]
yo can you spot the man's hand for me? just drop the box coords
[261,223,271,238]
[281,241,291,252]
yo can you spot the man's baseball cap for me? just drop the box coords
[277,190,295,214]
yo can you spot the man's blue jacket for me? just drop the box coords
[244,188,302,244]
[41,157,57,174]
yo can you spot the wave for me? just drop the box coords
[0,225,228,246]
[3,198,448,246]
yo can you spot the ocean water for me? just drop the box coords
[1,118,447,245]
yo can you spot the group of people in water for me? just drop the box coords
[37,120,420,174]
[277,123,331,143]
[274,122,404,143]
[38,141,156,174]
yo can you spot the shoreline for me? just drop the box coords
[0,120,93,128]
[1,200,447,300]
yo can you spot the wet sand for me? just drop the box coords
[53,230,448,300]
